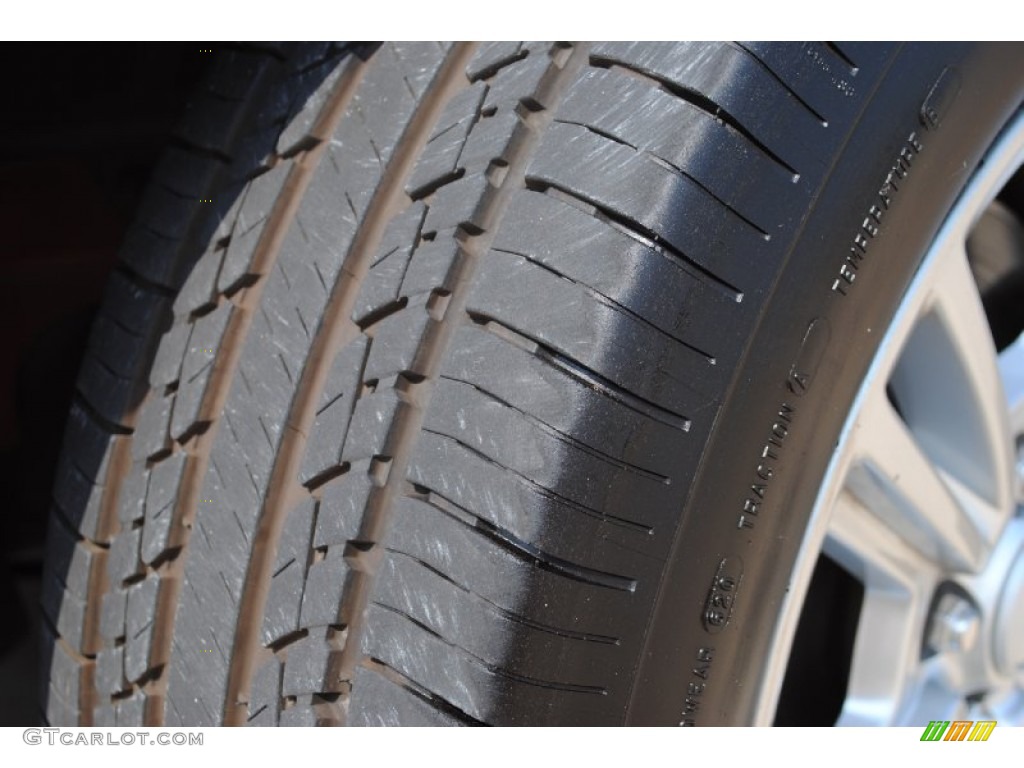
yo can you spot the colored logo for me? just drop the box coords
[920,720,996,741]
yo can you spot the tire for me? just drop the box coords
[40,42,1024,726]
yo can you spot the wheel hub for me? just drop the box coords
[993,529,1024,676]
[927,514,1024,708]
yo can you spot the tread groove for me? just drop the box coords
[371,601,609,695]
[421,426,652,535]
[824,42,859,73]
[386,547,622,644]
[492,244,716,363]
[588,54,801,178]
[439,373,670,484]
[360,658,488,725]
[731,42,830,125]
[413,483,639,593]
[465,310,692,433]
[71,392,133,436]
[525,177,743,302]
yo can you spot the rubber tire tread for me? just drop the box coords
[43,41,912,726]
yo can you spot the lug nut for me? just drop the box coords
[927,593,980,655]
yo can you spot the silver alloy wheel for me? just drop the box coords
[756,109,1024,726]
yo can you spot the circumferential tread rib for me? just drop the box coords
[223,42,478,725]
[164,43,436,726]
[41,43,359,726]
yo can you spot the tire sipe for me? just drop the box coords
[41,42,1024,726]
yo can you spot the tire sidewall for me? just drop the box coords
[627,42,1024,725]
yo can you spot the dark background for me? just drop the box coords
[0,43,210,724]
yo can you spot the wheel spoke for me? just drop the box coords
[844,386,990,573]
[825,490,930,725]
[997,332,1024,502]
[888,241,1015,547]
[825,485,934,591]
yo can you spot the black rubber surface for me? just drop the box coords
[41,41,1024,726]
